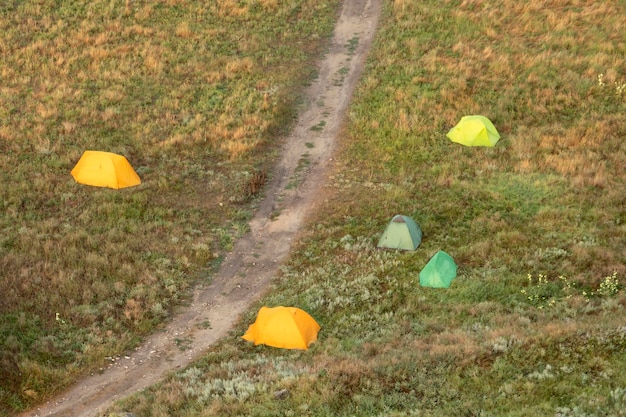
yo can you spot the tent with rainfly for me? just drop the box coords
[377,214,422,251]
[242,306,321,350]
[419,250,457,288]
[446,115,501,147]
[71,150,141,189]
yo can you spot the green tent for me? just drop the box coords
[377,215,422,251]
[419,251,457,288]
[446,115,500,147]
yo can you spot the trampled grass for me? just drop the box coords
[103,0,625,416]
[0,0,341,414]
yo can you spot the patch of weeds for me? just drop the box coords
[597,272,620,297]
[305,142,315,148]
[296,154,311,172]
[520,272,621,310]
[597,73,626,97]
[520,274,570,309]
[197,320,212,330]
[207,254,224,273]
[213,227,234,251]
[174,337,193,351]
[310,120,326,132]
[333,66,350,86]
[179,366,259,403]
[346,36,359,55]
[535,247,569,262]
[175,355,310,405]
[269,209,282,220]
[285,154,311,190]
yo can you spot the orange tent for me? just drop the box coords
[71,150,141,189]
[242,306,320,350]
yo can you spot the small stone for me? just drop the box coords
[273,388,289,399]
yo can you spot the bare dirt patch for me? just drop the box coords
[20,0,381,415]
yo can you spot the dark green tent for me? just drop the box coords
[377,215,422,251]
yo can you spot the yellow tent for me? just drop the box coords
[242,306,321,350]
[446,115,501,147]
[71,150,141,189]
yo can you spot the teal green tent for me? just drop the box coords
[377,215,422,251]
[419,251,457,288]
[446,115,500,147]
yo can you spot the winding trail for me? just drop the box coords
[20,1,381,415]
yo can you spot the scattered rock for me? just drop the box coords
[273,388,289,400]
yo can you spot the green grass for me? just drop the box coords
[0,0,341,414]
[103,0,625,416]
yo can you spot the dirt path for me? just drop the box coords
[20,1,381,415]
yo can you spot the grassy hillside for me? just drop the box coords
[103,0,626,416]
[0,0,341,414]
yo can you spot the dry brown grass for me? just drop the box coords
[414,330,482,359]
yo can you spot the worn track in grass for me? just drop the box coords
[20,0,381,415]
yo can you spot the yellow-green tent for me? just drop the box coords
[71,150,141,189]
[446,115,500,147]
[242,306,320,350]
